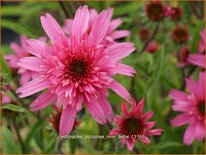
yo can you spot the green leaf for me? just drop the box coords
[114,2,143,16]
[1,52,12,81]
[190,20,204,52]
[2,104,26,112]
[2,126,22,154]
[1,19,37,38]
[144,47,165,108]
[69,139,77,154]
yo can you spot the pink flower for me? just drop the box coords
[5,35,46,85]
[177,46,190,67]
[1,93,11,104]
[110,99,163,151]
[146,41,159,53]
[188,29,205,68]
[64,8,130,46]
[16,6,136,136]
[170,72,205,145]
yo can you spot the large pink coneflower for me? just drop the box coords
[110,99,163,151]
[16,6,136,136]
[170,72,205,145]
[64,8,130,46]
[188,29,205,68]
[5,35,46,85]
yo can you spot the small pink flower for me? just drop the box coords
[16,6,136,136]
[170,72,205,145]
[64,8,130,46]
[110,99,163,151]
[1,93,11,104]
[169,7,182,21]
[177,46,190,67]
[5,35,46,85]
[146,41,159,53]
[188,29,205,68]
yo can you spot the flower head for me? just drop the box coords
[146,41,159,53]
[177,46,190,67]
[170,7,182,21]
[5,35,46,85]
[145,1,169,22]
[188,29,205,68]
[64,8,130,46]
[170,72,205,145]
[139,28,150,41]
[110,99,163,151]
[16,6,136,136]
[171,26,189,44]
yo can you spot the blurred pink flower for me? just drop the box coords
[170,72,205,145]
[146,41,159,53]
[177,46,190,67]
[1,93,11,104]
[188,29,205,68]
[64,8,130,46]
[169,6,182,21]
[16,6,136,136]
[110,99,163,151]
[5,35,46,85]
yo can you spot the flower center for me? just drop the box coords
[121,116,143,135]
[197,101,205,116]
[66,58,90,81]
[176,29,186,38]
[150,4,163,15]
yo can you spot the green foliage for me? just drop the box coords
[1,1,205,154]
[2,126,22,154]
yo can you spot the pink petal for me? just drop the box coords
[98,97,113,122]
[195,122,205,141]
[188,54,205,68]
[59,105,77,136]
[186,77,201,100]
[5,54,19,68]
[114,63,136,76]
[18,57,43,72]
[183,124,196,145]
[106,42,135,61]
[198,72,205,100]
[72,6,90,37]
[30,91,56,111]
[110,80,131,102]
[19,71,32,85]
[145,121,156,129]
[171,113,190,127]
[2,94,11,104]
[110,30,130,39]
[114,116,122,125]
[127,140,134,151]
[20,35,27,46]
[169,89,189,101]
[141,136,150,144]
[109,129,120,135]
[121,101,128,114]
[108,18,122,33]
[40,13,67,44]
[147,129,163,135]
[89,9,112,45]
[172,103,191,112]
[143,111,154,120]
[136,99,144,113]
[16,78,49,98]
[84,99,107,124]
[10,43,24,57]
[26,39,47,57]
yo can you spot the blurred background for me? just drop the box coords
[1,1,205,154]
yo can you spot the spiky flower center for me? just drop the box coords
[197,101,205,116]
[150,3,163,15]
[65,57,90,82]
[175,29,187,38]
[121,116,143,135]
